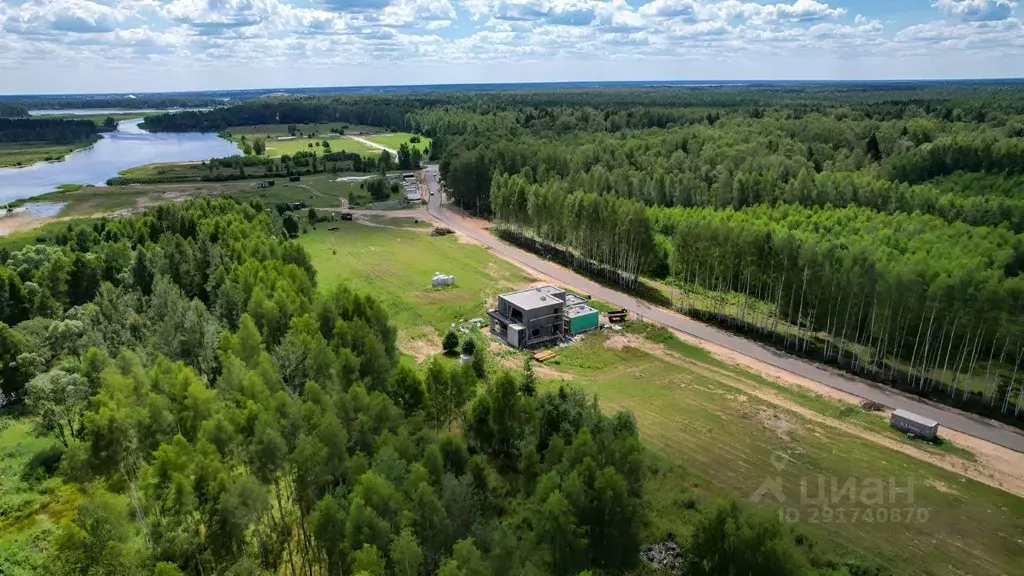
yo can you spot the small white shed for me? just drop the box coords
[890,409,939,440]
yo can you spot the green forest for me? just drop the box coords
[1,198,874,576]
[10,83,1024,575]
[427,85,1024,426]
[136,85,1024,425]
[0,118,100,145]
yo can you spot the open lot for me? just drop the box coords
[301,222,531,352]
[303,211,1024,576]
[259,136,380,158]
[223,124,385,158]
[541,328,1024,575]
[363,132,432,153]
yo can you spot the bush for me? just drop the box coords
[471,347,486,379]
[442,330,459,355]
[20,442,65,481]
[461,338,476,357]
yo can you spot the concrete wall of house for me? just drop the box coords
[521,304,563,344]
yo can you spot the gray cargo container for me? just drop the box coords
[890,409,939,440]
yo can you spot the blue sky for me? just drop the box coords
[0,0,1021,93]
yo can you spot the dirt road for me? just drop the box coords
[421,165,1024,453]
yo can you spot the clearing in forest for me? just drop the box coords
[363,132,432,152]
[302,213,1024,576]
[300,222,531,350]
[223,124,383,157]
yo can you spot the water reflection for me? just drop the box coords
[0,119,239,203]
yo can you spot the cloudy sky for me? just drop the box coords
[0,0,1021,94]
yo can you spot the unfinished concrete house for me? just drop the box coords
[488,285,600,348]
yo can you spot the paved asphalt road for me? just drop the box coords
[422,166,1024,453]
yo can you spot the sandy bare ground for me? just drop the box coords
[0,211,55,235]
[400,329,442,362]
[609,330,1024,498]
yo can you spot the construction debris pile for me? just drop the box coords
[860,400,886,412]
[430,226,454,236]
[640,540,683,573]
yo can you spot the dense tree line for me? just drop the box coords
[8,96,223,110]
[658,204,1024,418]
[0,102,28,118]
[487,170,1024,420]
[0,118,99,144]
[490,174,657,289]
[142,98,437,133]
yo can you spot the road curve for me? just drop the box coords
[421,166,1024,453]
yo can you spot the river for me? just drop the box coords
[0,118,240,204]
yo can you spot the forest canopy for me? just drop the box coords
[136,84,1024,425]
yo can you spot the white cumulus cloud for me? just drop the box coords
[932,0,1017,22]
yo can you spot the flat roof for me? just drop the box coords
[565,293,587,306]
[565,303,598,318]
[500,285,565,310]
[892,409,938,428]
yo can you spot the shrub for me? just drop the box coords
[442,331,459,355]
[20,442,65,481]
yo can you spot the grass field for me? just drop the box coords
[0,139,99,168]
[301,223,532,343]
[542,331,1024,575]
[258,136,380,158]
[223,124,385,158]
[364,133,432,153]
[301,212,1024,576]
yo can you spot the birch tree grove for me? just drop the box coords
[490,173,655,290]
[652,203,1024,421]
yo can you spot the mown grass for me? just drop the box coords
[222,124,384,158]
[300,223,531,338]
[542,332,1024,576]
[256,136,380,158]
[0,139,99,168]
[364,133,432,153]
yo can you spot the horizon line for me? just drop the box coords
[4,77,1024,99]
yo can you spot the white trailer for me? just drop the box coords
[890,409,939,440]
